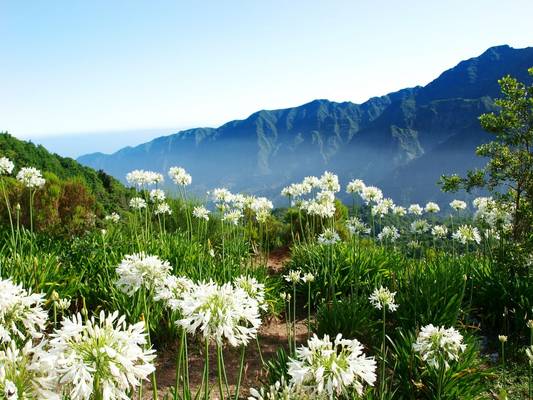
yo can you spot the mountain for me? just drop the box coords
[78,45,533,204]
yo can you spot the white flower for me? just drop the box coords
[377,226,399,242]
[284,270,302,284]
[287,334,376,397]
[129,197,146,210]
[4,380,17,400]
[498,335,507,343]
[410,219,430,234]
[408,204,423,215]
[104,212,120,223]
[392,205,407,216]
[317,228,340,245]
[360,186,383,204]
[16,167,45,189]
[126,169,163,187]
[154,202,172,215]
[346,217,370,236]
[371,202,389,217]
[48,311,155,400]
[424,202,440,213]
[213,188,233,203]
[234,276,267,311]
[526,345,533,366]
[319,171,340,193]
[177,281,261,347]
[154,275,193,311]
[369,286,398,312]
[431,225,448,239]
[0,157,14,175]
[0,278,47,344]
[168,166,192,186]
[450,200,467,211]
[346,179,366,194]
[302,273,315,284]
[223,209,243,226]
[248,376,311,400]
[115,253,172,296]
[192,206,210,221]
[149,189,166,203]
[452,225,481,245]
[413,324,466,369]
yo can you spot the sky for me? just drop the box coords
[1,0,532,157]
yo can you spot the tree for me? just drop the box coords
[440,67,533,244]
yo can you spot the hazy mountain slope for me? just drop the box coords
[78,45,533,203]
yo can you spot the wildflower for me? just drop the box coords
[527,320,533,329]
[115,253,172,296]
[319,171,340,193]
[425,202,440,213]
[0,278,47,344]
[154,275,193,311]
[317,228,340,245]
[360,186,383,204]
[369,286,398,312]
[223,209,243,226]
[498,335,507,343]
[129,197,146,210]
[346,179,366,194]
[192,205,210,221]
[177,281,261,347]
[408,204,423,215]
[407,240,420,249]
[248,376,310,400]
[413,324,466,369]
[213,188,233,204]
[104,212,120,223]
[450,200,467,211]
[0,157,14,175]
[168,166,192,186]
[49,311,155,400]
[303,176,321,189]
[234,276,267,311]
[452,225,481,245]
[410,219,430,234]
[126,169,163,187]
[431,225,448,239]
[284,270,302,284]
[302,273,315,283]
[526,345,533,366]
[16,167,45,188]
[371,202,389,217]
[346,217,370,236]
[377,226,399,242]
[149,188,166,202]
[392,205,407,216]
[154,202,172,215]
[287,334,376,397]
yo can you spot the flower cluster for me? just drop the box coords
[129,197,147,210]
[16,167,45,189]
[192,205,210,221]
[413,324,466,369]
[369,286,398,312]
[0,157,14,175]
[104,212,121,223]
[452,225,481,245]
[317,228,340,245]
[168,166,192,186]
[115,253,172,296]
[126,169,163,187]
[377,226,399,242]
[346,217,370,236]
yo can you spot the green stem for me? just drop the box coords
[204,340,210,400]
[234,346,246,400]
[216,345,225,400]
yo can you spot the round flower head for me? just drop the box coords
[377,226,399,242]
[0,340,60,399]
[371,202,389,217]
[248,376,311,400]
[284,270,302,284]
[287,333,376,397]
[0,157,14,176]
[48,311,155,400]
[392,205,407,216]
[360,186,383,204]
[177,281,261,347]
[16,167,45,189]
[126,169,163,187]
[213,188,233,204]
[149,189,166,203]
[234,276,267,311]
[129,197,146,210]
[452,225,481,245]
[431,225,448,239]
[192,205,210,221]
[317,228,340,245]
[410,219,430,234]
[168,166,192,186]
[104,212,120,223]
[346,179,366,194]
[0,278,48,344]
[408,204,423,215]
[302,273,315,284]
[450,200,467,211]
[154,202,172,215]
[369,286,398,312]
[346,217,370,236]
[498,335,507,343]
[115,253,172,296]
[153,275,193,311]
[425,202,440,213]
[413,324,466,369]
[319,171,340,193]
[223,209,243,226]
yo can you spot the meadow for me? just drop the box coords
[0,159,532,400]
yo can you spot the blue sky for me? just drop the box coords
[1,0,532,151]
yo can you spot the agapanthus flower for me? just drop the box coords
[450,200,467,211]
[154,275,193,311]
[392,205,407,216]
[371,202,389,217]
[526,345,533,366]
[498,335,507,343]
[317,228,340,245]
[377,226,399,242]
[413,324,466,369]
[129,197,146,210]
[302,273,315,284]
[319,171,340,193]
[48,311,155,400]
[410,219,430,234]
[234,276,267,312]
[408,204,423,215]
[287,334,376,397]
[424,202,440,213]
[223,209,243,226]
[154,202,172,215]
[0,157,14,176]
[346,217,370,236]
[0,278,47,344]
[0,340,59,399]
[452,225,481,245]
[303,176,321,189]
[115,253,172,296]
[346,179,366,194]
[248,376,312,400]
[126,169,163,187]
[284,270,302,284]
[305,200,336,219]
[213,188,233,204]
[168,166,192,186]
[192,205,210,221]
[369,286,398,312]
[104,212,120,223]
[431,225,448,239]
[177,281,261,347]
[360,186,383,204]
[16,167,45,189]
[149,189,166,203]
